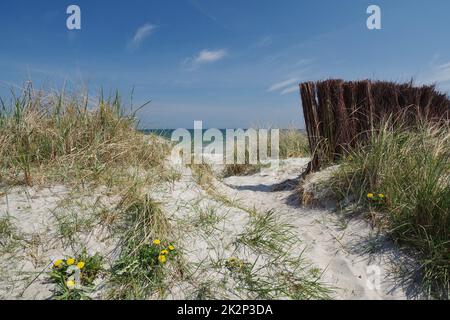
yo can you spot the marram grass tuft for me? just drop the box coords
[0,85,170,187]
[332,117,449,299]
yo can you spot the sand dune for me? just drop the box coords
[158,156,418,299]
[0,157,419,299]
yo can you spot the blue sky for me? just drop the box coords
[1,0,450,128]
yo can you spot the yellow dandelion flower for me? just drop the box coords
[66,280,75,289]
[160,250,168,255]
[367,193,374,199]
[168,245,175,251]
[158,255,167,263]
[66,258,75,266]
[76,261,85,269]
[378,194,385,198]
[53,259,63,268]
[153,239,161,245]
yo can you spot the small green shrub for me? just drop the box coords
[49,251,104,300]
[108,192,176,299]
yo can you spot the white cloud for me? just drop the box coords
[194,49,227,64]
[128,23,156,50]
[267,78,298,92]
[427,62,450,83]
[418,59,450,91]
[281,85,299,95]
[256,36,272,48]
[184,49,227,70]
[295,58,314,67]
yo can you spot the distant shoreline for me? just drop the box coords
[141,128,307,139]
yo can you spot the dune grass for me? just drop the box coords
[332,117,449,298]
[0,85,170,188]
[225,208,332,299]
[222,128,309,177]
[0,85,181,299]
[279,128,309,159]
[0,215,22,255]
[108,187,176,299]
[223,161,267,177]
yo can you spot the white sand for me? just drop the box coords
[0,157,418,300]
[156,157,417,299]
[216,159,416,299]
[0,186,119,299]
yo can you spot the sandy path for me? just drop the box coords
[218,158,416,299]
[161,157,415,300]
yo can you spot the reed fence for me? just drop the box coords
[300,79,450,171]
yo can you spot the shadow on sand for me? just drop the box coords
[225,174,426,299]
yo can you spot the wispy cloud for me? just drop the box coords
[128,23,156,51]
[267,78,298,92]
[425,62,450,83]
[295,58,314,67]
[194,49,227,63]
[188,0,230,31]
[418,58,450,91]
[256,36,273,48]
[184,49,227,70]
[280,85,299,95]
